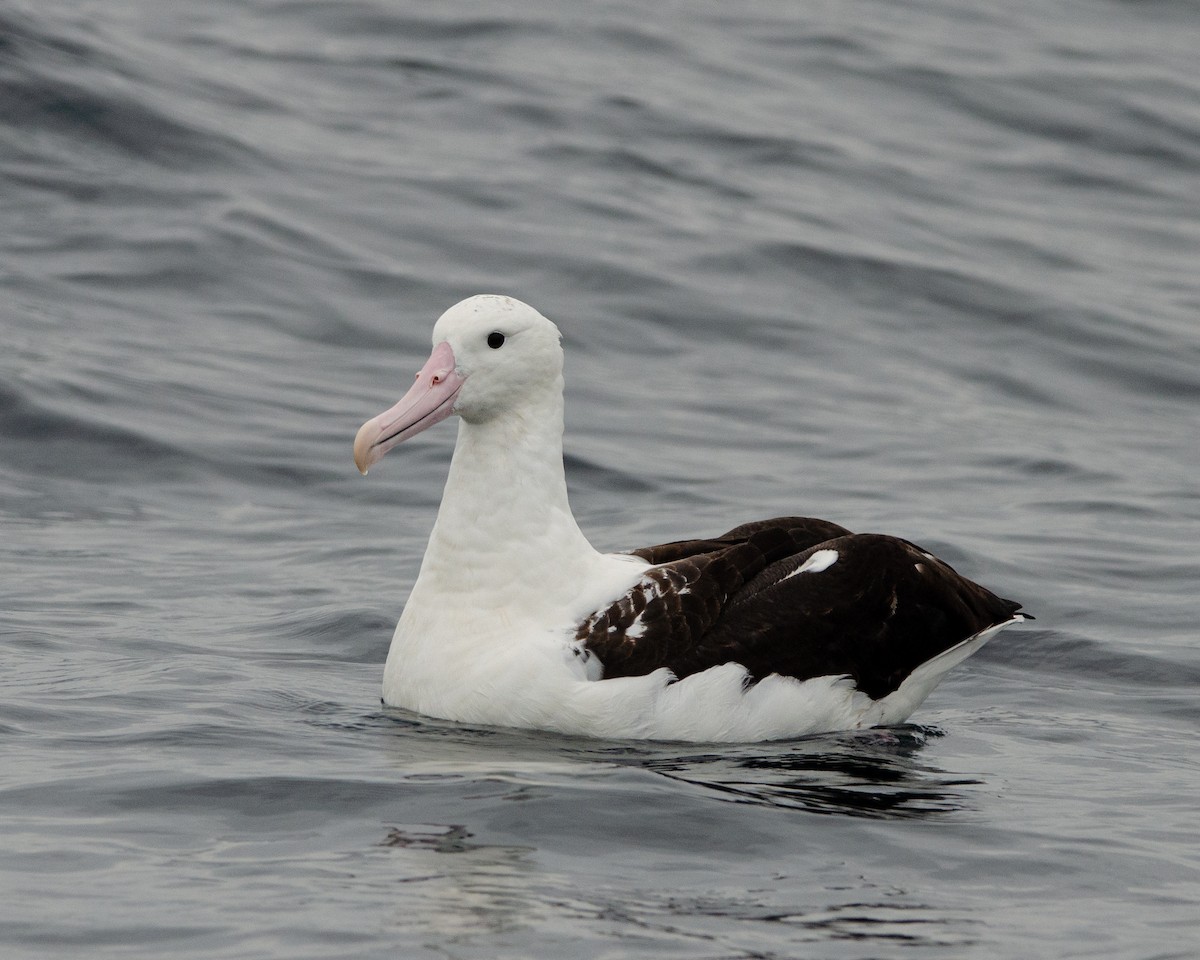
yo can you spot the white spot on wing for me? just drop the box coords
[781,548,839,582]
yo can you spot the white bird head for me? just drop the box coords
[353,295,564,473]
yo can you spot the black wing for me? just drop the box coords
[623,516,851,565]
[580,518,1026,700]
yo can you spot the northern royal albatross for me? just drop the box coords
[353,295,1029,742]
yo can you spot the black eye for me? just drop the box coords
[487,331,505,349]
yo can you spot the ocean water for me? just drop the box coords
[3,0,1199,956]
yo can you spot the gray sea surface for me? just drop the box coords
[3,0,1199,957]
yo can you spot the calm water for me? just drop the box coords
[3,0,1199,957]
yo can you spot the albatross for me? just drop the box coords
[353,295,1029,742]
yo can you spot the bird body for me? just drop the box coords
[354,295,1028,741]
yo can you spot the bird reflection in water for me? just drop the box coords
[626,726,980,818]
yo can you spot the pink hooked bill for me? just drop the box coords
[353,340,464,474]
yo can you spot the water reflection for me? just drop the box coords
[381,710,981,820]
[602,884,982,952]
[607,726,980,818]
[370,816,982,953]
[380,823,480,854]
[375,825,551,941]
[371,715,986,950]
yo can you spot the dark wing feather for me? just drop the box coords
[680,534,1023,699]
[582,519,1026,699]
[624,516,851,565]
[582,518,849,676]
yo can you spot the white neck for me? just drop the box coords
[413,377,600,609]
[386,372,649,719]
